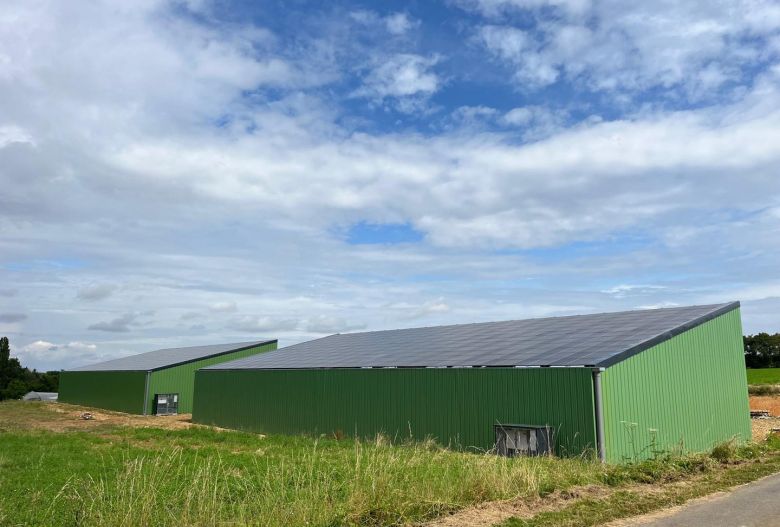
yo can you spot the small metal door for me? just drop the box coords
[153,393,179,415]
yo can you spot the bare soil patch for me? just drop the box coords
[749,395,780,417]
[422,485,614,527]
[2,402,195,432]
[749,395,780,442]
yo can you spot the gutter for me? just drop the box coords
[593,367,606,463]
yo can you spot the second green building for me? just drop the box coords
[59,340,277,415]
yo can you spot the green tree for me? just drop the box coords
[0,336,9,368]
[3,379,28,400]
[744,332,780,368]
[0,336,59,400]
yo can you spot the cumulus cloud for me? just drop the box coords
[385,13,416,35]
[470,1,780,96]
[355,53,440,99]
[16,340,99,368]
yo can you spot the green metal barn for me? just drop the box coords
[59,340,276,415]
[192,303,750,462]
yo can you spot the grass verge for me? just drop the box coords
[1,401,779,527]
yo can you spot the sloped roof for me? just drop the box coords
[205,302,739,370]
[69,340,276,372]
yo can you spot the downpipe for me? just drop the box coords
[592,368,606,463]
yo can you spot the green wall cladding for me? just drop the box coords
[193,367,597,454]
[58,370,147,414]
[146,342,277,414]
[601,308,751,463]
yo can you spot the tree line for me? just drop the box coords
[0,337,59,401]
[744,332,780,369]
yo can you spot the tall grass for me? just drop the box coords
[52,436,603,527]
[748,384,780,396]
[2,400,774,527]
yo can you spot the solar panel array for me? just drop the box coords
[69,340,275,372]
[206,302,738,370]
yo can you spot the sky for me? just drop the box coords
[1,0,779,371]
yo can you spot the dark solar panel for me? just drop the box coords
[205,302,738,370]
[69,340,275,371]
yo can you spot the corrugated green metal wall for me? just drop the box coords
[58,370,147,413]
[601,308,751,463]
[193,367,596,454]
[146,342,277,414]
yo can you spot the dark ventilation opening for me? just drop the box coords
[494,424,554,457]
[153,393,179,416]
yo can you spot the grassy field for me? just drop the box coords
[1,401,779,527]
[746,368,780,385]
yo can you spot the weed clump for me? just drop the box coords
[710,440,737,463]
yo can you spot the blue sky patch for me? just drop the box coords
[345,222,425,245]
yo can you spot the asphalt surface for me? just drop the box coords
[629,472,780,526]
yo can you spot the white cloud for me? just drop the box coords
[355,53,440,99]
[471,1,780,95]
[350,10,419,35]
[0,125,35,148]
[385,13,415,35]
[16,340,98,368]
[502,105,569,139]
